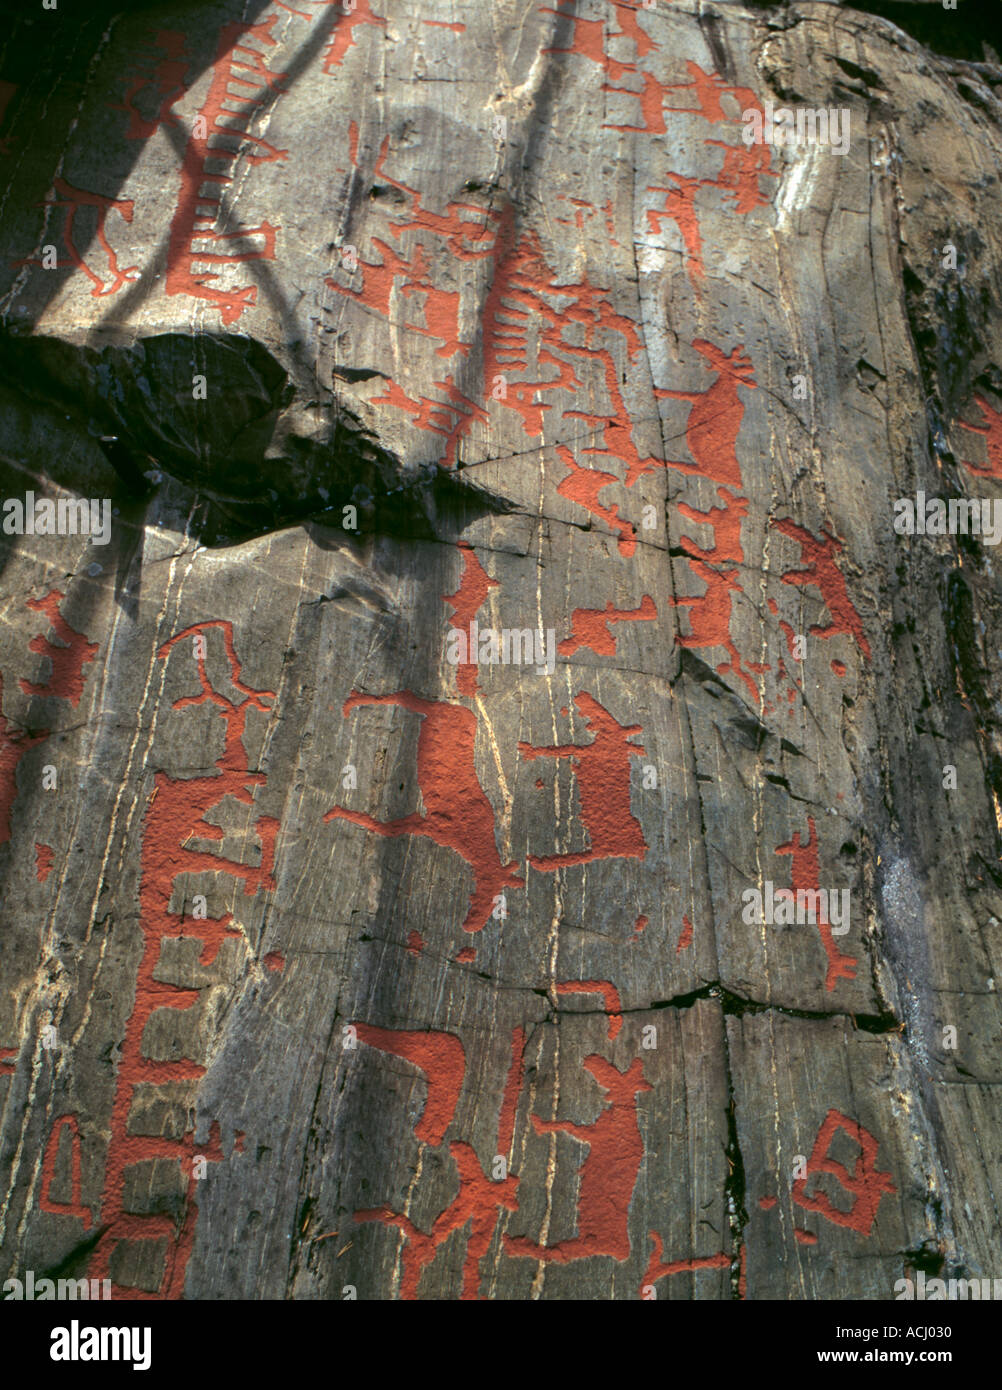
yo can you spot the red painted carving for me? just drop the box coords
[354,1024,524,1299]
[958,395,1002,481]
[0,1048,15,1074]
[519,692,647,870]
[323,0,387,71]
[505,1056,652,1264]
[0,80,18,156]
[775,816,857,993]
[641,1232,729,1295]
[35,843,54,882]
[555,979,623,1039]
[443,541,498,696]
[21,590,98,707]
[669,557,758,701]
[40,1115,92,1229]
[792,1109,896,1236]
[354,1023,465,1146]
[89,621,276,1298]
[0,674,47,846]
[358,1140,519,1299]
[17,179,138,297]
[772,519,871,661]
[559,595,657,657]
[556,447,637,558]
[676,913,693,953]
[166,17,286,324]
[326,691,523,933]
[603,71,668,135]
[646,339,756,488]
[645,172,704,279]
[541,1,639,82]
[113,30,190,139]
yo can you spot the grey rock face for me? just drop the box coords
[1,0,1001,1300]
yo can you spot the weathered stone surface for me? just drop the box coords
[1,0,1002,1301]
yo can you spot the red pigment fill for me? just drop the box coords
[323,0,387,71]
[556,447,636,558]
[662,63,778,213]
[16,179,138,297]
[326,691,523,933]
[631,914,648,942]
[772,519,871,661]
[540,1,638,82]
[669,557,758,702]
[113,29,190,139]
[0,79,17,153]
[792,1109,897,1236]
[519,691,647,869]
[40,1115,92,1228]
[676,914,693,953]
[35,843,54,882]
[611,0,659,59]
[794,1228,818,1245]
[0,673,48,844]
[738,1242,747,1297]
[443,542,498,696]
[422,19,465,31]
[354,1023,465,1146]
[677,487,748,565]
[640,1232,729,1296]
[0,1047,15,1073]
[958,395,1002,481]
[21,590,98,707]
[455,947,476,963]
[89,621,276,1299]
[263,951,285,972]
[371,377,488,441]
[504,1056,652,1264]
[555,980,623,1039]
[645,173,704,282]
[353,1024,525,1299]
[326,136,501,365]
[759,1195,777,1211]
[329,237,469,360]
[831,659,846,677]
[453,216,645,467]
[646,339,756,488]
[603,71,668,135]
[775,816,857,992]
[559,596,657,658]
[405,931,425,956]
[165,16,286,324]
[357,1139,519,1299]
